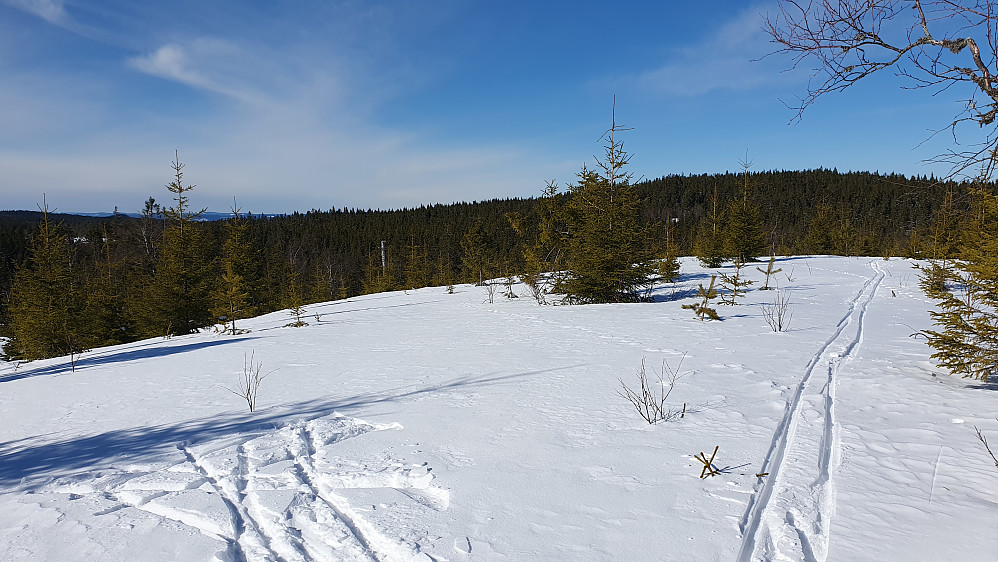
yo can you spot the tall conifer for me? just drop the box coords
[212,201,256,333]
[4,200,90,364]
[140,152,215,337]
[560,105,654,303]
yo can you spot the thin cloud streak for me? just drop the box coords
[635,3,796,96]
[4,0,64,24]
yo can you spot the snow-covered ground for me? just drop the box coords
[1,256,996,561]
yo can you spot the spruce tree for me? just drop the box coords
[212,202,256,334]
[4,201,90,365]
[922,188,998,381]
[694,184,727,268]
[460,218,494,285]
[514,180,565,297]
[559,106,654,303]
[682,275,721,321]
[140,152,215,337]
[657,211,681,283]
[756,254,783,290]
[802,202,837,255]
[718,257,755,305]
[85,222,132,346]
[284,265,308,327]
[723,156,766,263]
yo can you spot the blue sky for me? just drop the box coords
[0,0,974,213]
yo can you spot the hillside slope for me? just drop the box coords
[1,256,995,561]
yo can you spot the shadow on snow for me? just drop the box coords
[0,337,259,384]
[0,366,578,489]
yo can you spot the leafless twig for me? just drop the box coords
[976,423,998,471]
[762,289,794,332]
[224,351,276,412]
[617,355,692,424]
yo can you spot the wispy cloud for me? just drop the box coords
[635,3,795,96]
[127,41,267,104]
[4,0,65,24]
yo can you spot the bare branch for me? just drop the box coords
[766,0,998,179]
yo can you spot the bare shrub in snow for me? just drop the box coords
[977,424,998,472]
[523,274,551,305]
[762,289,793,332]
[617,355,691,424]
[225,351,275,412]
[503,273,518,299]
[483,281,497,304]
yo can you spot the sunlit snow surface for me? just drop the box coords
[1,256,996,561]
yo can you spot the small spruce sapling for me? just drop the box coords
[718,257,754,305]
[682,275,721,321]
[285,271,309,327]
[756,255,783,290]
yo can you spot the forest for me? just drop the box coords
[0,162,979,363]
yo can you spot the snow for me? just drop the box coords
[1,256,996,561]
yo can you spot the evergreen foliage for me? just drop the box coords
[722,156,766,263]
[0,167,983,359]
[718,257,755,305]
[693,184,727,268]
[756,255,783,290]
[460,218,495,285]
[682,275,721,321]
[3,202,90,365]
[559,110,654,304]
[284,266,308,327]
[212,202,256,334]
[139,154,215,337]
[922,189,998,381]
[656,212,681,283]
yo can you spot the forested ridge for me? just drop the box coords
[0,167,977,361]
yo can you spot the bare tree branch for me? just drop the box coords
[767,0,998,179]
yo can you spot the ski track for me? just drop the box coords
[738,260,884,562]
[48,413,438,562]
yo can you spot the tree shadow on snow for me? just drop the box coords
[0,365,579,489]
[0,337,259,384]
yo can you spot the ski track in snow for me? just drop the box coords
[43,414,440,562]
[738,260,885,562]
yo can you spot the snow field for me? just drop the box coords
[1,256,996,561]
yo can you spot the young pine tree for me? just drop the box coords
[512,181,565,299]
[560,106,654,303]
[756,255,783,290]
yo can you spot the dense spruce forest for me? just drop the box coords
[0,167,975,362]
